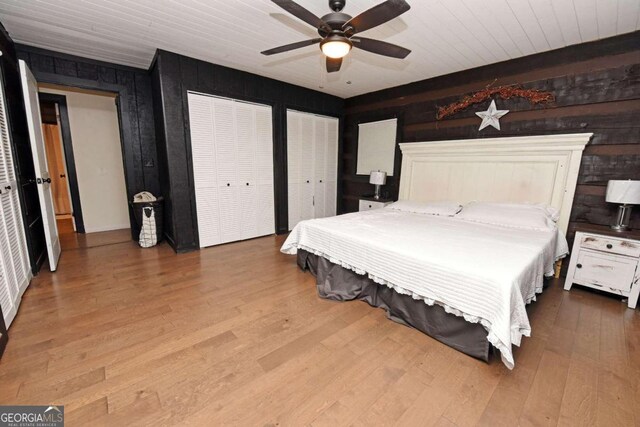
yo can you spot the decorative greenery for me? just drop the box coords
[436,83,555,120]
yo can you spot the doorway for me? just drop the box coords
[39,98,74,229]
[37,85,131,250]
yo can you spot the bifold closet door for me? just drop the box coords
[323,118,339,217]
[312,116,339,219]
[254,106,275,236]
[299,116,315,223]
[286,111,316,230]
[212,97,241,244]
[286,112,302,230]
[0,67,32,327]
[189,93,274,248]
[188,94,221,247]
[287,110,339,230]
[313,118,326,218]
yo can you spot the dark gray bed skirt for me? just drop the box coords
[297,249,492,363]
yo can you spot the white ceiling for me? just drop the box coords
[1,0,638,98]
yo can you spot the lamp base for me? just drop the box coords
[610,224,630,232]
[374,184,381,200]
[610,204,633,231]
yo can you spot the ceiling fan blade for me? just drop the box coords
[343,0,410,34]
[352,37,411,58]
[261,38,322,55]
[326,57,342,73]
[271,0,331,33]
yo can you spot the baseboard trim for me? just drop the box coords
[84,224,131,233]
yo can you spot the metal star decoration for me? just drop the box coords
[475,100,509,131]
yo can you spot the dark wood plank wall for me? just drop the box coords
[0,24,46,273]
[15,44,160,237]
[151,50,344,252]
[342,32,640,241]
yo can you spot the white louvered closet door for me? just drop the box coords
[313,118,326,219]
[212,97,240,244]
[254,105,275,236]
[299,114,315,223]
[287,110,339,229]
[189,93,274,248]
[235,102,258,240]
[188,93,221,247]
[286,112,302,230]
[323,117,339,217]
[0,66,31,328]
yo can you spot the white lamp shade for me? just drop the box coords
[369,170,387,185]
[606,180,640,204]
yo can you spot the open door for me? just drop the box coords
[19,60,60,272]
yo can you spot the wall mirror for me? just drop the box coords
[356,118,397,176]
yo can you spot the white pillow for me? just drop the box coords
[386,200,462,216]
[456,202,557,231]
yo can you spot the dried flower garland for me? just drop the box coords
[436,84,554,120]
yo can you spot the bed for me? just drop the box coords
[282,133,592,368]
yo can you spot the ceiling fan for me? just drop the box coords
[261,0,411,73]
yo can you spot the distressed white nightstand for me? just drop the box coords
[359,199,393,211]
[564,224,640,309]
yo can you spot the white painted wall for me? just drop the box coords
[40,87,130,233]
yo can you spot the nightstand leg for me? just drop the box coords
[563,264,574,291]
[628,283,639,309]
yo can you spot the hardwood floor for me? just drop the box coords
[0,234,638,426]
[57,217,131,250]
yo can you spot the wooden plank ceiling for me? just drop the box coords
[0,0,639,97]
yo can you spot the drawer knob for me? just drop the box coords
[606,243,613,249]
[368,205,372,208]
[576,263,582,269]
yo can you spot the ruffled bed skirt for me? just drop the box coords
[297,249,493,362]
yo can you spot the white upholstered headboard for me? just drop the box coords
[398,134,592,234]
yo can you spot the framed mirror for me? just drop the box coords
[356,118,398,176]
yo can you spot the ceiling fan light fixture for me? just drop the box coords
[320,36,352,59]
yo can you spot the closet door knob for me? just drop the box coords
[576,263,582,269]
[319,180,323,183]
[246,182,249,186]
[226,183,230,187]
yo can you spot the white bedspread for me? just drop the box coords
[281,209,568,369]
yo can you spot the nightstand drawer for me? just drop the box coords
[580,234,640,257]
[359,200,390,211]
[573,249,637,292]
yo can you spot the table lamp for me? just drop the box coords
[369,170,387,200]
[606,180,640,231]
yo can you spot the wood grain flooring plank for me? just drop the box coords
[0,234,638,426]
[519,350,571,426]
[558,357,599,426]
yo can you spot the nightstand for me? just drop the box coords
[564,224,640,309]
[358,197,393,211]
